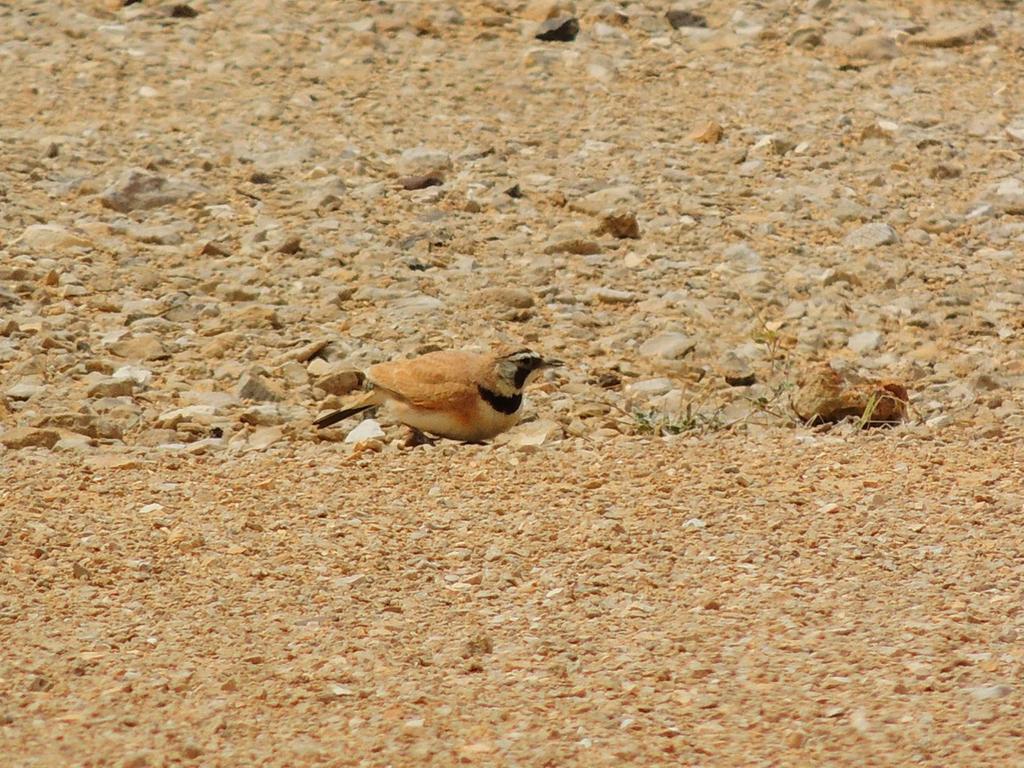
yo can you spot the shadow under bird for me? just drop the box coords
[313,347,563,442]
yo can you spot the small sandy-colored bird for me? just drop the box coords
[313,347,563,442]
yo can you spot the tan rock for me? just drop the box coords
[595,209,640,239]
[35,413,124,440]
[474,287,535,309]
[315,370,364,396]
[238,372,286,402]
[505,419,562,449]
[247,426,283,451]
[522,0,574,22]
[842,34,899,63]
[793,365,908,426]
[99,168,200,213]
[569,186,639,216]
[109,334,169,361]
[544,237,601,255]
[909,22,995,49]
[15,224,93,251]
[86,378,135,398]
[0,427,61,450]
[687,120,723,144]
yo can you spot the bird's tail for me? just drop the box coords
[313,390,384,429]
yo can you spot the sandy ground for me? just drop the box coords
[3,432,1024,766]
[3,0,1024,765]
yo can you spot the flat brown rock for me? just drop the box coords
[0,426,60,449]
[793,365,908,426]
[909,22,995,49]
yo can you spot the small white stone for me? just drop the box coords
[847,330,883,353]
[639,333,696,360]
[113,365,153,386]
[970,684,1013,701]
[508,419,562,448]
[627,378,674,397]
[248,426,283,451]
[345,419,385,443]
[844,223,899,250]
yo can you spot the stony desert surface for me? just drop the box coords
[2,0,1024,765]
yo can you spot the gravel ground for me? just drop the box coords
[2,0,1024,765]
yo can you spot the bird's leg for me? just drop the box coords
[404,427,437,448]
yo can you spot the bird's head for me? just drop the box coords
[494,348,564,392]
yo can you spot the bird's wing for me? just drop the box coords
[368,351,484,410]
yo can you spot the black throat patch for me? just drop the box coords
[478,386,522,415]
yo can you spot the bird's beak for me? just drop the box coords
[542,358,564,369]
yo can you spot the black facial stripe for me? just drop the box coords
[478,386,522,415]
[513,365,532,389]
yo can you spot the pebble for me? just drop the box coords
[522,0,570,22]
[793,365,908,426]
[15,224,93,251]
[988,178,1024,214]
[0,427,61,450]
[843,223,899,250]
[522,48,561,71]
[789,27,822,49]
[475,287,535,310]
[240,405,306,427]
[569,186,639,216]
[156,405,220,429]
[36,412,123,440]
[397,147,451,179]
[666,9,708,29]
[847,330,883,354]
[316,370,363,397]
[585,287,635,304]
[687,121,723,144]
[99,168,200,213]
[639,333,696,361]
[238,372,286,402]
[720,353,756,386]
[545,234,602,256]
[54,434,93,452]
[595,209,641,239]
[125,223,187,245]
[86,378,135,398]
[113,366,154,387]
[390,295,445,316]
[535,17,580,42]
[843,34,899,63]
[345,419,386,443]
[722,242,761,268]
[399,174,443,191]
[627,378,674,398]
[969,684,1013,701]
[109,335,170,361]
[909,22,995,49]
[248,426,283,451]
[833,199,874,223]
[6,381,43,401]
[505,419,563,448]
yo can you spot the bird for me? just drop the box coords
[313,347,563,442]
